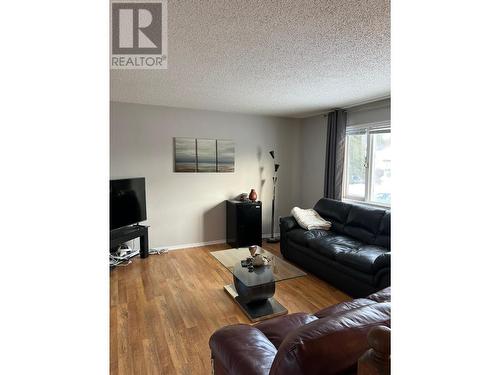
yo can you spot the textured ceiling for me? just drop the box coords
[111,0,390,118]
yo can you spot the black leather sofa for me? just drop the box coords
[280,198,390,297]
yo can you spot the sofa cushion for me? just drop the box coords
[334,245,389,274]
[316,243,352,260]
[286,228,330,247]
[313,198,352,233]
[314,298,376,319]
[280,216,299,232]
[255,313,318,349]
[328,234,365,249]
[343,205,386,244]
[309,236,355,260]
[289,241,375,286]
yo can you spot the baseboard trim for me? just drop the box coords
[151,234,276,252]
[151,239,226,252]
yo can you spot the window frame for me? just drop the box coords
[342,120,391,207]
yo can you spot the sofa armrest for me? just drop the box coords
[373,252,390,272]
[280,216,298,232]
[270,303,391,375]
[358,326,391,375]
[209,324,277,375]
[373,267,391,291]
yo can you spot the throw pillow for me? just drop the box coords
[291,207,332,231]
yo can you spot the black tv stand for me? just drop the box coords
[110,224,149,258]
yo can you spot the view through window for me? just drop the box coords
[343,123,391,206]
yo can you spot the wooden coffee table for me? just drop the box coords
[210,246,306,322]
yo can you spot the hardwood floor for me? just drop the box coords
[110,242,351,375]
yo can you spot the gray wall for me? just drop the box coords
[298,99,391,207]
[110,102,301,249]
[299,114,327,208]
[110,99,390,248]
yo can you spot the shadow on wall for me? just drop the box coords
[202,146,268,243]
[203,201,226,242]
[257,146,266,199]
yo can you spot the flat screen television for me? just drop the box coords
[110,178,147,230]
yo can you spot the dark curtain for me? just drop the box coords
[324,109,347,200]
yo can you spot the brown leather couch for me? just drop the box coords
[209,287,391,375]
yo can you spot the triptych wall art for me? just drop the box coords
[174,138,235,173]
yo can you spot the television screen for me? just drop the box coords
[110,178,147,230]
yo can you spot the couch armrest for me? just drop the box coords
[373,267,391,291]
[270,303,391,375]
[358,326,391,375]
[373,252,390,272]
[280,216,298,232]
[209,324,277,375]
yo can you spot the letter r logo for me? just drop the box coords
[112,3,162,54]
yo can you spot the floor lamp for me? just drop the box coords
[267,151,280,243]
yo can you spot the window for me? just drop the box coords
[343,122,391,206]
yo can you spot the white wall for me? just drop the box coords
[110,102,301,249]
[298,99,391,208]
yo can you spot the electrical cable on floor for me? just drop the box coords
[148,248,169,255]
[109,256,130,267]
[110,242,137,268]
[110,244,169,268]
[111,258,132,267]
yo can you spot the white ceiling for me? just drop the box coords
[111,0,390,118]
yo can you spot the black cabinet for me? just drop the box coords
[226,200,262,248]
